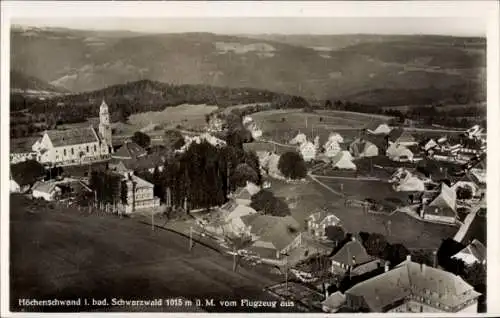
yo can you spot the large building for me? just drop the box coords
[343,256,481,313]
[31,100,113,166]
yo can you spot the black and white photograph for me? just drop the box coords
[1,1,499,315]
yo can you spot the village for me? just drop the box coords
[9,96,487,313]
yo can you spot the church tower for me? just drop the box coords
[99,99,113,152]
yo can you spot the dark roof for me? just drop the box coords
[46,127,99,147]
[388,128,415,143]
[330,239,374,266]
[241,214,300,251]
[112,141,147,159]
[110,154,164,172]
[346,259,480,312]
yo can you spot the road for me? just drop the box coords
[10,195,281,313]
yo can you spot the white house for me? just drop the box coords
[299,141,317,162]
[290,132,308,145]
[452,239,486,266]
[33,100,112,166]
[387,143,414,162]
[32,181,62,201]
[390,168,425,192]
[331,151,356,170]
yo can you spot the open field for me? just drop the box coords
[10,195,286,313]
[127,104,218,132]
[251,110,373,146]
[268,177,457,250]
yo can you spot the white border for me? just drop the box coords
[1,1,499,317]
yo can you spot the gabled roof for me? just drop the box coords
[32,181,60,194]
[346,259,480,312]
[453,239,486,263]
[388,128,416,143]
[424,183,457,217]
[46,127,99,147]
[330,239,374,267]
[241,214,300,251]
[308,209,340,224]
[331,151,356,169]
[112,141,147,159]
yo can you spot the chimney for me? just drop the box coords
[432,250,438,268]
[406,255,411,262]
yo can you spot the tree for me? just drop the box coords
[325,225,345,244]
[362,233,389,258]
[230,163,259,188]
[383,243,410,266]
[250,190,291,216]
[456,185,474,200]
[278,151,307,180]
[224,232,254,272]
[10,160,46,186]
[163,129,185,151]
[410,249,435,267]
[131,131,151,149]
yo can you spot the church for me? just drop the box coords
[32,100,113,167]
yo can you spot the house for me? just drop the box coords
[388,128,417,146]
[32,181,62,201]
[290,132,307,145]
[365,122,392,135]
[257,151,283,179]
[330,237,376,273]
[231,181,261,206]
[32,100,112,166]
[322,291,347,313]
[421,138,439,152]
[331,151,356,170]
[112,140,148,160]
[451,239,486,266]
[349,138,379,158]
[10,137,38,164]
[240,214,302,261]
[223,203,258,236]
[306,209,341,239]
[390,168,425,192]
[110,141,165,174]
[299,141,317,162]
[343,256,481,313]
[323,134,344,158]
[121,172,161,214]
[386,143,414,162]
[420,183,457,224]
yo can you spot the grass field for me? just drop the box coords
[268,177,457,250]
[251,109,392,146]
[10,195,286,313]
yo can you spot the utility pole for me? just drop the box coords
[189,226,193,251]
[151,212,154,231]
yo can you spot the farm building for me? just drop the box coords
[390,168,425,192]
[306,209,341,239]
[451,239,486,266]
[388,128,417,146]
[256,151,283,179]
[386,143,414,162]
[420,183,458,224]
[223,203,258,236]
[240,214,302,262]
[290,132,308,145]
[349,138,379,158]
[331,151,356,170]
[299,141,317,162]
[32,181,62,201]
[343,256,481,313]
[329,237,378,274]
[323,137,343,158]
[365,122,392,135]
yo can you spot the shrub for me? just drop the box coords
[278,151,307,180]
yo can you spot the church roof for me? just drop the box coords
[46,127,99,147]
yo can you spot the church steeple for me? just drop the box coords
[99,98,112,152]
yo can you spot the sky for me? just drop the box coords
[12,17,487,36]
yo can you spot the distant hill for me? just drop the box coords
[11,70,69,94]
[11,26,486,106]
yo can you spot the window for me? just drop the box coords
[94,145,97,152]
[86,145,89,152]
[64,149,67,156]
[71,148,74,155]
